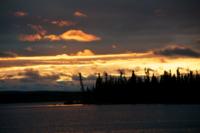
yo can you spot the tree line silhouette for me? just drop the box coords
[1,68,200,104]
[79,68,200,104]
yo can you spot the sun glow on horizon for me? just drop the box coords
[0,52,200,82]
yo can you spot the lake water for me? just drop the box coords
[0,104,200,133]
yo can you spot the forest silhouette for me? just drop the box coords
[0,68,200,104]
[79,68,200,104]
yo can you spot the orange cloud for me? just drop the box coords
[74,11,87,17]
[19,25,47,42]
[19,34,42,42]
[59,30,100,42]
[51,20,76,27]
[14,11,28,17]
[72,49,95,56]
[28,24,47,36]
[44,34,60,41]
[44,30,100,42]
[19,29,100,42]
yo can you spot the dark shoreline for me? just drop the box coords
[0,91,82,104]
[0,91,200,104]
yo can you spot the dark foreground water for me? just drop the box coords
[0,104,200,133]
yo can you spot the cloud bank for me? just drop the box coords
[0,51,18,57]
[19,29,101,42]
[154,45,200,57]
[74,11,87,18]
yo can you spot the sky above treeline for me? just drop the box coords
[0,0,200,91]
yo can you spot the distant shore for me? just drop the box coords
[0,91,200,104]
[0,91,82,104]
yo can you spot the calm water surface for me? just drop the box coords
[0,104,200,133]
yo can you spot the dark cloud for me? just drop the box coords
[50,20,76,27]
[154,45,200,57]
[0,69,82,91]
[0,51,17,57]
[19,69,60,82]
[195,39,200,44]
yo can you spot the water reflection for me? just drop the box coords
[0,104,200,133]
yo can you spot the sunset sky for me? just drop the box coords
[0,0,200,91]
